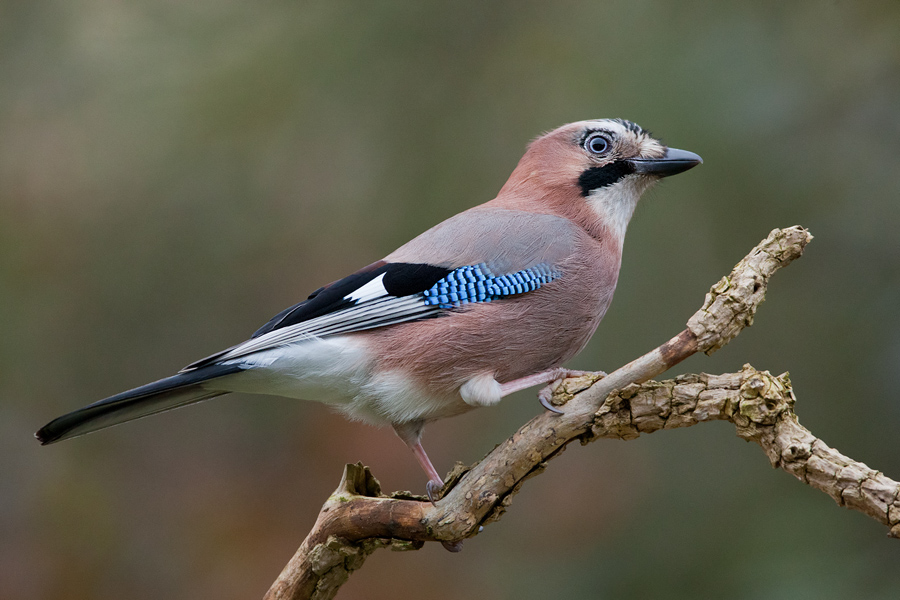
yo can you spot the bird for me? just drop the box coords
[36,118,701,502]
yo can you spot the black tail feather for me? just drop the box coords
[35,363,244,445]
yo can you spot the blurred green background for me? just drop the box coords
[3,1,900,598]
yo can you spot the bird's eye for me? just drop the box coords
[584,134,611,155]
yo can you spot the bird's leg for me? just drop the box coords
[415,443,446,504]
[392,421,445,503]
[393,422,464,552]
[499,368,606,414]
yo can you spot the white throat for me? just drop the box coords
[586,177,649,245]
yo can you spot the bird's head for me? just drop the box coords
[496,118,702,244]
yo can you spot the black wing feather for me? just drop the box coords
[253,261,450,338]
[183,261,451,371]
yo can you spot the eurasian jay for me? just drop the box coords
[36,119,701,500]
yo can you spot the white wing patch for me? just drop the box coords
[345,272,387,302]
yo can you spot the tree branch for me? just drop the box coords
[590,365,900,536]
[264,226,899,600]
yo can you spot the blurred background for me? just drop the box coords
[3,1,900,598]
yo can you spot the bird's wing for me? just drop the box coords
[182,208,580,371]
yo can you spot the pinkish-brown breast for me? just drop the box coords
[360,229,621,397]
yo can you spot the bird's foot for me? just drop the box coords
[538,386,565,414]
[425,478,445,505]
[538,369,607,414]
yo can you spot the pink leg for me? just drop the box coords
[411,440,445,500]
[393,422,445,503]
[393,422,464,552]
[499,368,606,414]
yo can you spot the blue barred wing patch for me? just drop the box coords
[422,263,562,309]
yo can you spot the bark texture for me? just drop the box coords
[263,226,899,600]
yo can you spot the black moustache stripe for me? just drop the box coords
[577,161,636,196]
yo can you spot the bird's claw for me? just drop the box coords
[438,525,484,552]
[426,479,443,505]
[538,385,565,414]
[538,369,607,414]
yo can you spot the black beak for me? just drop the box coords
[628,147,702,178]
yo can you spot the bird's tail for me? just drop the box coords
[35,363,245,445]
